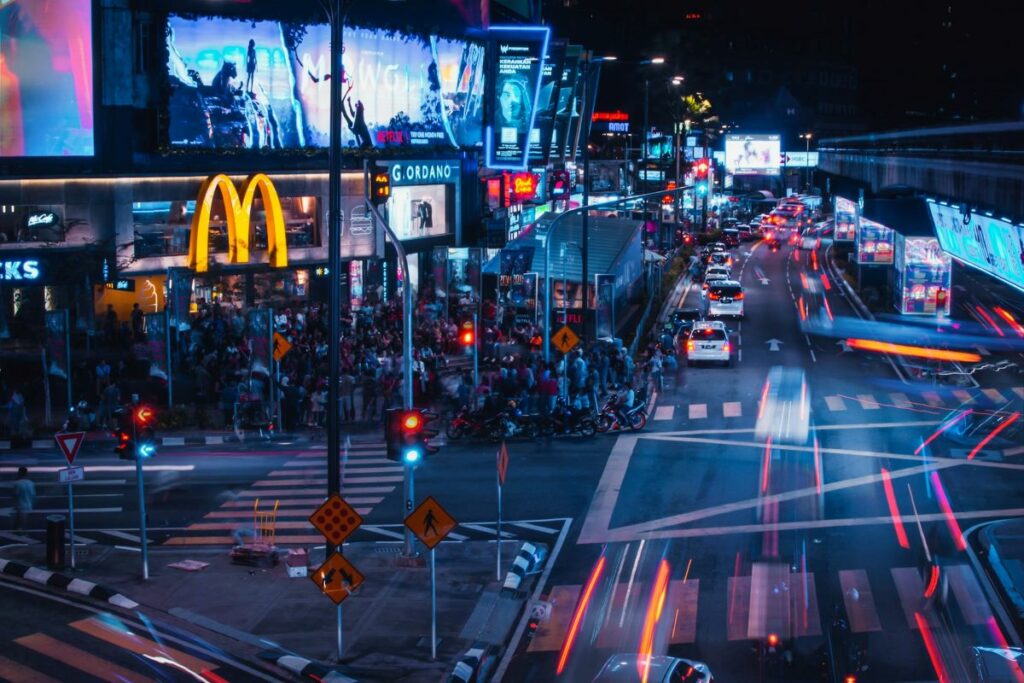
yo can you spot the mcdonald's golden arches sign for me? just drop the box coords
[187,173,289,273]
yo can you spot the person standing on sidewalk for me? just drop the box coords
[12,467,35,532]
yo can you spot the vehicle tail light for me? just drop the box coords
[734,292,744,300]
[708,292,720,300]
[686,339,695,352]
[722,341,731,353]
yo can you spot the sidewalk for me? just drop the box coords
[0,539,539,682]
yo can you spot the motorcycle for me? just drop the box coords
[446,406,497,440]
[596,391,648,433]
[489,404,540,441]
[541,400,597,437]
[63,400,96,432]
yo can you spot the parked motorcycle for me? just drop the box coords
[595,390,648,433]
[541,400,597,437]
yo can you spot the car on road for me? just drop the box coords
[705,251,733,268]
[737,224,754,241]
[701,271,729,297]
[705,280,745,318]
[685,321,732,367]
[798,226,821,251]
[766,234,782,251]
[722,228,740,247]
[705,265,731,280]
[755,366,810,445]
[671,307,703,335]
[593,654,713,683]
[972,646,1024,682]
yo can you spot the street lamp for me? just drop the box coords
[800,132,813,192]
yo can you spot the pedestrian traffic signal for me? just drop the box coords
[694,158,710,179]
[696,181,709,196]
[459,321,475,347]
[370,165,391,206]
[386,408,440,464]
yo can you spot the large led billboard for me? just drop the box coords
[834,196,857,242]
[486,26,550,170]
[725,134,781,176]
[166,17,485,151]
[527,41,565,165]
[928,199,1024,293]
[0,0,94,156]
[856,217,894,265]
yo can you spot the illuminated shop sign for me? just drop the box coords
[389,161,459,186]
[0,259,41,281]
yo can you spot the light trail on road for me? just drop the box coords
[556,554,606,675]
[845,338,982,363]
[968,412,1021,460]
[880,467,910,548]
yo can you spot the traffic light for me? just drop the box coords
[459,320,475,347]
[127,405,157,459]
[696,181,709,196]
[693,158,710,180]
[385,408,440,464]
[370,165,391,206]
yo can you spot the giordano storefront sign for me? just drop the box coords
[187,173,288,273]
[388,160,459,186]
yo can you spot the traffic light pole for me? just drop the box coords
[130,416,149,580]
[472,312,479,407]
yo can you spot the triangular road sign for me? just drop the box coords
[55,432,86,465]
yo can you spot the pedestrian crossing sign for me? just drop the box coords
[272,332,292,362]
[552,325,580,354]
[404,496,457,550]
[311,552,364,604]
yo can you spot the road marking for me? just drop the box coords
[839,570,882,633]
[0,466,193,473]
[220,497,384,507]
[0,654,60,683]
[982,388,1008,404]
[579,435,639,544]
[952,389,975,405]
[234,486,395,497]
[946,564,993,626]
[0,531,39,544]
[890,567,923,629]
[857,394,881,410]
[889,392,913,408]
[99,530,144,543]
[1012,386,1024,400]
[667,579,700,643]
[70,617,218,675]
[922,391,944,407]
[251,476,403,486]
[15,633,152,683]
[268,466,402,477]
[461,523,515,538]
[527,584,581,652]
[726,576,752,641]
[283,458,394,467]
[688,404,707,419]
[203,508,371,520]
[723,402,742,418]
[824,395,846,411]
[362,525,404,540]
[65,532,96,544]
[653,406,675,421]
[511,521,562,534]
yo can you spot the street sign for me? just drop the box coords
[272,332,292,362]
[59,466,85,484]
[310,553,364,605]
[309,494,364,547]
[404,496,458,550]
[552,325,580,354]
[55,431,85,465]
[497,441,509,487]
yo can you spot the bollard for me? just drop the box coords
[46,515,66,569]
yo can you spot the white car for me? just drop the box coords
[685,321,732,366]
[701,271,729,298]
[593,654,713,683]
[705,265,732,280]
[706,280,745,318]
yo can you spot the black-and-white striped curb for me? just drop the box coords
[0,558,138,609]
[500,542,546,597]
[259,652,356,682]
[447,641,497,683]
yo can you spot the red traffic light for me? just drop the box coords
[402,412,423,431]
[460,321,475,346]
[134,406,154,426]
[767,633,779,647]
[694,158,710,179]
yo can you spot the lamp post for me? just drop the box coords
[800,132,813,193]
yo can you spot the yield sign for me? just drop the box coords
[497,441,509,486]
[55,432,85,465]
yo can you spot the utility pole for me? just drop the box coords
[326,0,344,511]
[580,55,590,342]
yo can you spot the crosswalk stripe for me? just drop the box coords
[0,531,39,544]
[689,404,707,419]
[889,392,912,408]
[946,564,993,626]
[667,579,699,643]
[0,654,60,683]
[839,569,881,633]
[203,507,370,519]
[163,534,324,546]
[269,467,402,477]
[952,389,975,405]
[221,496,384,508]
[824,395,846,411]
[283,458,394,467]
[726,575,752,641]
[235,486,395,497]
[363,525,405,540]
[186,518,367,531]
[748,563,791,639]
[856,394,880,410]
[527,584,581,652]
[982,388,1008,404]
[252,476,403,487]
[510,521,561,535]
[790,572,822,637]
[723,402,742,418]
[890,567,923,629]
[65,532,96,545]
[15,633,152,683]
[654,406,675,421]
[461,523,515,538]
[99,530,145,544]
[1013,386,1024,400]
[70,617,218,675]
[922,391,944,407]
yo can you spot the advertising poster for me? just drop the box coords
[549,45,582,163]
[145,312,170,380]
[44,310,69,384]
[245,309,272,378]
[855,217,895,265]
[446,248,480,313]
[528,41,565,165]
[349,260,364,307]
[595,273,616,339]
[467,247,483,308]
[569,60,601,161]
[589,161,623,193]
[499,247,534,305]
[486,26,550,169]
[0,0,93,156]
[431,247,448,305]
[167,268,194,329]
[166,17,485,151]
[725,134,781,175]
[389,185,449,240]
[894,236,952,315]
[928,200,1024,293]
[834,196,857,242]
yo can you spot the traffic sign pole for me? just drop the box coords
[430,548,437,660]
[496,477,503,581]
[55,432,86,571]
[496,442,509,581]
[68,480,76,569]
[472,312,479,410]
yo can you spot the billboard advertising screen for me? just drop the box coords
[166,17,485,151]
[928,200,1024,292]
[893,235,952,315]
[549,45,581,163]
[856,217,894,265]
[528,41,565,165]
[834,196,857,242]
[486,26,549,170]
[0,0,93,156]
[725,134,781,175]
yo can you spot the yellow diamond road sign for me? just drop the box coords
[552,325,580,354]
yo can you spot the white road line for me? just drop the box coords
[361,526,405,540]
[723,402,742,418]
[654,406,675,421]
[889,393,913,408]
[461,523,515,538]
[688,404,708,419]
[1012,386,1024,400]
[809,348,817,363]
[824,396,846,412]
[857,394,881,410]
[99,530,144,543]
[952,389,976,405]
[982,388,1007,404]
[511,521,562,535]
[0,531,39,544]
[64,532,96,544]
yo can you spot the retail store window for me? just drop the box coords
[132,196,320,258]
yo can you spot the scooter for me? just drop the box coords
[63,400,96,432]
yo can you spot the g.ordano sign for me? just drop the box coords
[389,161,459,186]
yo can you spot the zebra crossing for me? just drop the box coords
[529,562,995,652]
[651,385,1024,422]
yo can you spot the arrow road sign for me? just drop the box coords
[760,278,770,286]
[765,339,784,352]
[55,432,85,465]
[311,553,364,605]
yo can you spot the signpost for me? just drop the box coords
[309,494,364,659]
[496,442,509,580]
[405,496,458,660]
[552,325,580,355]
[55,432,85,569]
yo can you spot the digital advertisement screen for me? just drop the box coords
[856,217,895,265]
[389,185,449,241]
[549,45,581,163]
[486,26,549,170]
[528,41,565,165]
[834,196,857,242]
[894,236,952,315]
[725,134,781,176]
[166,17,485,151]
[0,0,93,156]
[928,200,1024,293]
